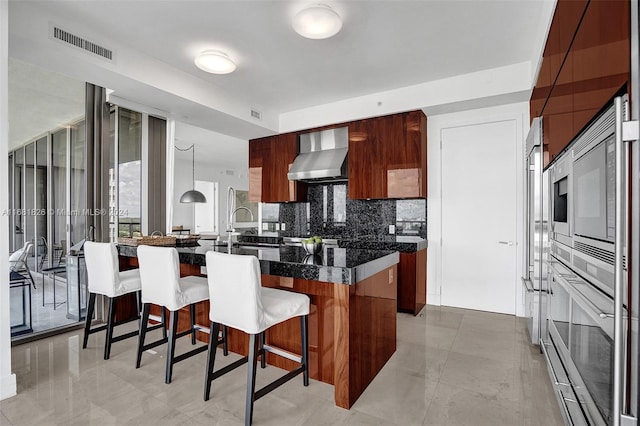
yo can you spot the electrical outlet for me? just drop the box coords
[389,224,396,234]
[281,223,286,231]
[275,223,280,231]
[262,223,268,231]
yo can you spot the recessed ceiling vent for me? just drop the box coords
[50,25,114,61]
[250,109,262,120]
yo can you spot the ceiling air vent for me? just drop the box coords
[250,109,262,120]
[50,25,114,61]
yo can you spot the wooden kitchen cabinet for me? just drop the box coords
[531,0,629,169]
[248,133,307,203]
[348,117,386,199]
[397,249,427,315]
[349,110,427,200]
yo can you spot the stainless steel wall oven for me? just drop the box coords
[542,96,635,426]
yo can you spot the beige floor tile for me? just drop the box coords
[2,305,565,426]
[424,382,521,426]
[351,366,436,425]
[439,351,519,402]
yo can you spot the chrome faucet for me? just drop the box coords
[226,186,254,251]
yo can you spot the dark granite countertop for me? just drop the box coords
[118,241,399,285]
[337,235,427,252]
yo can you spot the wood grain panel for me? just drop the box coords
[348,119,385,199]
[531,0,629,168]
[415,249,427,314]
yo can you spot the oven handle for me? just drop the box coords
[549,265,614,320]
[556,389,575,426]
[540,340,571,387]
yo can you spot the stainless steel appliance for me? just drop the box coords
[542,96,637,426]
[287,127,349,181]
[522,117,549,345]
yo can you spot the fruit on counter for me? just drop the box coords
[302,236,322,244]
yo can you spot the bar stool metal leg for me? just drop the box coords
[83,292,97,349]
[222,325,229,356]
[246,334,259,426]
[161,309,168,339]
[301,315,309,386]
[136,303,151,368]
[104,297,117,360]
[165,310,180,384]
[259,332,266,369]
[190,304,197,345]
[204,322,220,401]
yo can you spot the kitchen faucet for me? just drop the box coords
[226,186,254,251]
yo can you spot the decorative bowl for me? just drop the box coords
[303,254,323,265]
[302,241,323,255]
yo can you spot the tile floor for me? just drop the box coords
[0,305,564,425]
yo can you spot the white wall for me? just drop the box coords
[279,62,532,133]
[172,157,248,233]
[427,102,529,317]
[1,0,17,401]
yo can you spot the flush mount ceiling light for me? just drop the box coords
[293,4,343,39]
[194,50,236,74]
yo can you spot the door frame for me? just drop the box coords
[426,102,528,316]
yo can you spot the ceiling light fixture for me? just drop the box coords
[194,50,236,74]
[177,144,207,203]
[293,4,343,39]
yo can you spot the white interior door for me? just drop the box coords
[441,120,518,314]
[194,181,217,234]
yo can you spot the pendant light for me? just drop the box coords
[177,144,207,203]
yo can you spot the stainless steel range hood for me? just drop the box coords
[287,126,348,181]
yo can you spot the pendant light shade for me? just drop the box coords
[177,144,207,203]
[180,189,207,203]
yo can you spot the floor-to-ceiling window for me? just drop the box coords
[111,107,142,240]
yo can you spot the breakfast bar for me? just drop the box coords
[118,241,399,409]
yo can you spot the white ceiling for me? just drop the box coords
[7,0,554,165]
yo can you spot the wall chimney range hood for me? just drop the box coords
[287,126,349,181]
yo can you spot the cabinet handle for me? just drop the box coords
[497,241,514,246]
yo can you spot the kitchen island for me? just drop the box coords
[337,235,427,315]
[118,241,399,409]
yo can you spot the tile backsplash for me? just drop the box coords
[262,183,426,239]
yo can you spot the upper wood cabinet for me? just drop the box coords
[248,134,307,203]
[250,109,427,202]
[530,0,630,168]
[348,110,427,200]
[348,118,386,199]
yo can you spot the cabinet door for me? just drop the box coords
[543,41,574,166]
[248,137,269,202]
[387,111,426,198]
[571,0,629,137]
[531,0,587,121]
[266,133,307,203]
[348,119,385,199]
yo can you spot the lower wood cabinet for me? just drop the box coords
[398,249,427,315]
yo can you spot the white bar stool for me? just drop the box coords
[136,245,218,384]
[204,251,310,426]
[83,241,144,360]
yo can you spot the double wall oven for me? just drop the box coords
[542,96,637,426]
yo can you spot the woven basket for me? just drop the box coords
[118,235,177,247]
